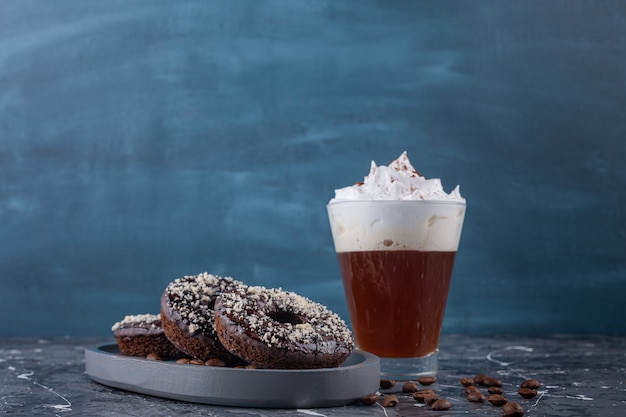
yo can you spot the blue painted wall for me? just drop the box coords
[1,1,624,336]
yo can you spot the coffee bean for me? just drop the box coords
[431,398,452,410]
[465,385,481,394]
[482,376,503,387]
[488,386,503,394]
[413,388,435,403]
[520,379,541,390]
[381,395,399,407]
[424,394,439,406]
[205,358,227,367]
[488,394,508,406]
[380,379,396,389]
[145,353,161,361]
[418,376,437,386]
[518,387,538,399]
[475,374,503,387]
[360,393,379,406]
[460,377,474,387]
[466,391,486,402]
[402,381,419,393]
[474,374,488,385]
[175,358,190,364]
[502,401,525,417]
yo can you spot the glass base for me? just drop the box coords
[379,350,438,380]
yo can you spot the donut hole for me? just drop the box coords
[268,310,306,326]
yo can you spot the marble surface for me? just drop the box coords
[1,334,624,416]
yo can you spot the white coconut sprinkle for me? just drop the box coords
[111,314,160,331]
[218,285,354,350]
[164,272,242,335]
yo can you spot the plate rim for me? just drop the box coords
[85,343,380,408]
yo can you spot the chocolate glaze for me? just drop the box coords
[113,317,162,338]
[215,285,354,369]
[160,273,244,363]
[112,314,182,358]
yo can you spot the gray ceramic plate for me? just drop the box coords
[85,344,380,408]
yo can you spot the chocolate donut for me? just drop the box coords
[112,314,182,359]
[160,272,244,363]
[214,285,354,369]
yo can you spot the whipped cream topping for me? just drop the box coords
[331,152,464,202]
[327,152,466,252]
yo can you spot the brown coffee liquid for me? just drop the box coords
[337,250,456,358]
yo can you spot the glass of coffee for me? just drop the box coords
[326,154,465,379]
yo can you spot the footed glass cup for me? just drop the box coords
[327,200,465,379]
